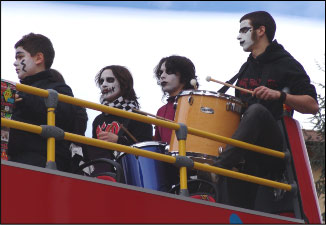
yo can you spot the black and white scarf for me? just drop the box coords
[101,96,138,112]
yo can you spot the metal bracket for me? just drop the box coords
[284,148,292,164]
[176,123,187,141]
[44,89,58,108]
[179,189,190,197]
[40,125,64,140]
[174,155,194,168]
[290,182,298,196]
[45,161,57,170]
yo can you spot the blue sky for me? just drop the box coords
[57,1,325,21]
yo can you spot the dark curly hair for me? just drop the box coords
[95,65,139,107]
[154,55,199,96]
[14,33,55,69]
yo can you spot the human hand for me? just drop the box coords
[253,86,280,101]
[97,130,118,143]
[15,93,23,102]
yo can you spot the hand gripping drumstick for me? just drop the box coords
[206,76,253,94]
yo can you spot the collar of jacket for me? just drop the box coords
[20,70,51,85]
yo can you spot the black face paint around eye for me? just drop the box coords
[21,59,27,72]
[107,77,115,83]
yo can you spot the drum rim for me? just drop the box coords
[130,141,168,148]
[177,89,244,105]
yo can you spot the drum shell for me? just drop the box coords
[118,141,174,192]
[169,90,243,164]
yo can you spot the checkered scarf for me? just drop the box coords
[101,96,138,112]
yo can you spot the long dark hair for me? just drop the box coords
[95,65,139,107]
[154,55,199,96]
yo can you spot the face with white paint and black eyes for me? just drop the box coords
[237,19,255,52]
[13,46,39,80]
[158,61,184,97]
[99,69,121,103]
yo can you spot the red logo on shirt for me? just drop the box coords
[96,121,120,138]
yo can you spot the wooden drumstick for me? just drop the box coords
[119,124,138,143]
[132,108,175,122]
[206,76,253,94]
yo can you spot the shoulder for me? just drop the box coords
[157,103,168,114]
[49,82,74,96]
[92,113,105,124]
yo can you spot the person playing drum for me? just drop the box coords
[88,65,153,176]
[213,11,319,210]
[153,55,199,143]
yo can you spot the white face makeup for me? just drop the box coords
[237,19,254,52]
[99,69,121,103]
[159,61,184,96]
[13,46,38,79]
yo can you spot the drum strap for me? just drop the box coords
[218,62,249,94]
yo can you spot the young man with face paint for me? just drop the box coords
[213,11,319,211]
[88,65,153,175]
[8,33,88,172]
[153,55,199,143]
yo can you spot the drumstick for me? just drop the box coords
[190,79,198,90]
[132,108,175,122]
[206,76,253,94]
[119,124,138,143]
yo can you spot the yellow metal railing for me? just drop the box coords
[1,118,292,191]
[1,82,291,192]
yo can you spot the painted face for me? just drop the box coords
[99,69,121,103]
[159,61,184,96]
[13,46,38,79]
[237,19,254,52]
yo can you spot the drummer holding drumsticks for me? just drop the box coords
[212,11,319,210]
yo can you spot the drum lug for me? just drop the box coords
[188,96,194,105]
[226,102,242,114]
[173,101,178,109]
[218,146,224,154]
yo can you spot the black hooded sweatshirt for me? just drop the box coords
[235,40,317,120]
[8,70,87,171]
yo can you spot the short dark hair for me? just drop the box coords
[95,65,139,107]
[240,11,276,43]
[14,33,55,69]
[154,55,199,94]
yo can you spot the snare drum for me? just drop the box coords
[118,141,173,192]
[169,90,244,164]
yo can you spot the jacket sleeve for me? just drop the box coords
[285,59,318,102]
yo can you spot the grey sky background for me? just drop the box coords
[1,1,325,138]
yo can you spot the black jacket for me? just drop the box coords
[88,112,153,161]
[8,70,87,168]
[236,40,317,120]
[92,112,153,146]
